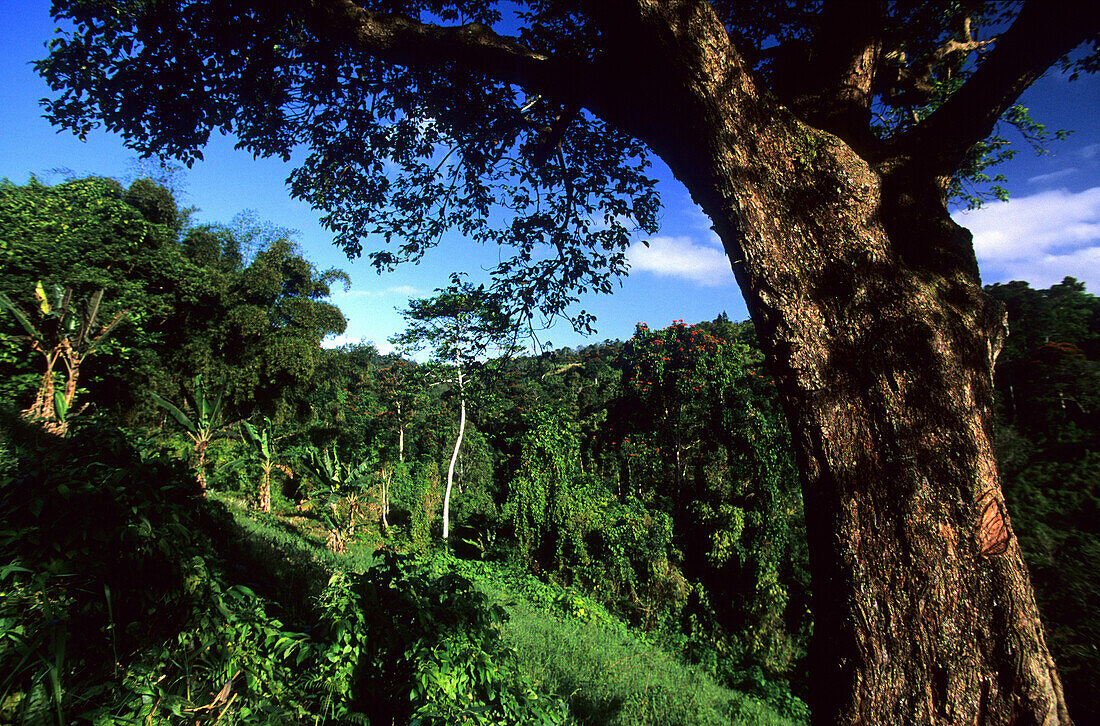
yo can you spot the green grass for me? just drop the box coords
[209,492,377,624]
[434,554,806,726]
[504,597,802,726]
[213,497,806,725]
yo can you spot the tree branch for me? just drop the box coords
[304,0,601,112]
[876,16,997,109]
[770,0,886,145]
[889,0,1100,177]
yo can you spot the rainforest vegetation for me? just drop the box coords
[23,1,1100,720]
[1,176,1097,724]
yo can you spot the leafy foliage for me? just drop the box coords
[609,320,808,678]
[3,170,1093,721]
[35,0,665,332]
[0,283,126,434]
[298,447,378,552]
[313,556,569,725]
[506,408,580,561]
[0,415,311,725]
[987,278,1100,717]
[0,177,348,425]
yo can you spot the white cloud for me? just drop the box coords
[334,285,421,300]
[1080,143,1100,161]
[627,235,733,287]
[321,334,398,355]
[954,186,1100,289]
[1028,168,1077,185]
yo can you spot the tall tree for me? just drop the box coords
[0,176,187,418]
[985,279,1100,716]
[393,277,519,541]
[36,2,1100,721]
[613,320,807,674]
[0,177,348,424]
[377,359,429,465]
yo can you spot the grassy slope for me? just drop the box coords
[219,495,804,726]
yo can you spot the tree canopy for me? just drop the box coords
[0,176,348,423]
[37,1,1094,329]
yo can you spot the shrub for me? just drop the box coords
[312,553,568,725]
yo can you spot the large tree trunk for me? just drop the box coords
[599,5,1071,723]
[694,89,1068,726]
[720,159,1071,724]
[693,106,1068,726]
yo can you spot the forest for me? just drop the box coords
[1,176,1097,725]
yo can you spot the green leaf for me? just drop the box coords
[0,292,42,340]
[53,390,69,422]
[85,308,128,355]
[0,564,32,580]
[150,391,197,433]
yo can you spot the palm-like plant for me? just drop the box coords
[298,448,376,552]
[150,376,228,495]
[0,283,127,435]
[238,418,281,512]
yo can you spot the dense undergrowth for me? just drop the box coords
[2,177,1096,723]
[0,412,802,725]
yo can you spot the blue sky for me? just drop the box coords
[2,0,1098,353]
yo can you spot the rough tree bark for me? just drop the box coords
[599,5,1072,722]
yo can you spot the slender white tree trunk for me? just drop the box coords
[380,465,390,532]
[443,367,465,541]
[398,404,405,463]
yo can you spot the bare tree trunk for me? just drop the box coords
[397,401,405,463]
[443,369,466,542]
[380,464,390,532]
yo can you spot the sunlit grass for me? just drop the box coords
[501,598,803,726]
[213,497,805,725]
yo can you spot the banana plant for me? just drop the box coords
[0,283,127,435]
[150,375,228,496]
[238,418,280,513]
[298,448,376,552]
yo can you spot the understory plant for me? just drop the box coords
[0,283,126,435]
[150,375,230,495]
[312,555,568,725]
[299,447,377,552]
[0,413,309,724]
